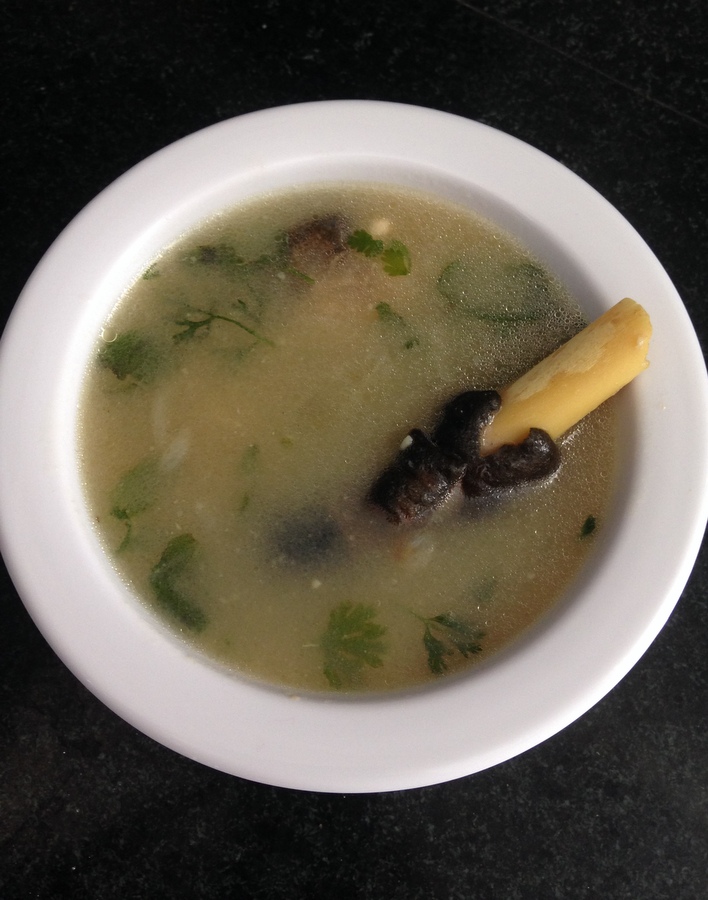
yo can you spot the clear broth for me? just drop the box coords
[79,183,615,693]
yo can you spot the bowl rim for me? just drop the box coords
[1,100,707,792]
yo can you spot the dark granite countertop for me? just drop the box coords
[1,2,707,897]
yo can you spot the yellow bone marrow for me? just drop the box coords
[480,297,652,455]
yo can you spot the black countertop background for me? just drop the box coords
[2,2,707,897]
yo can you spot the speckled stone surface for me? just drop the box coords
[1,2,707,897]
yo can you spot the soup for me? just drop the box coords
[79,183,616,693]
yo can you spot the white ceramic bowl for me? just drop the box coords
[1,101,706,793]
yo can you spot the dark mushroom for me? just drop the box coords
[368,428,466,524]
[463,426,560,497]
[285,214,349,276]
[368,390,561,524]
[433,390,501,460]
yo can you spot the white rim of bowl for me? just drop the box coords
[1,100,706,793]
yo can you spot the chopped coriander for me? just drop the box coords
[186,242,292,279]
[247,250,286,270]
[142,264,160,279]
[184,241,301,320]
[437,260,547,327]
[173,314,211,342]
[348,230,411,276]
[149,533,207,631]
[284,265,316,284]
[437,261,467,309]
[423,626,448,676]
[111,458,159,521]
[375,301,405,325]
[110,457,160,552]
[419,612,484,675]
[348,229,384,258]
[320,601,387,689]
[580,515,597,538]
[375,302,419,350]
[381,240,411,276]
[173,308,275,347]
[98,330,162,383]
[187,243,244,268]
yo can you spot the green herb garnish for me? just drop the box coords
[320,601,387,689]
[173,309,275,347]
[580,515,597,538]
[98,330,162,383]
[149,533,207,631]
[420,613,484,675]
[375,301,404,325]
[186,241,294,280]
[284,266,316,284]
[375,302,419,350]
[110,457,160,552]
[185,240,299,319]
[187,243,244,268]
[348,230,384,258]
[348,230,411,276]
[381,240,411,276]
[142,264,160,280]
[437,261,547,327]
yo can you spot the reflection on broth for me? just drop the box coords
[79,183,616,693]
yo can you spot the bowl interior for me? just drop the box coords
[1,101,706,792]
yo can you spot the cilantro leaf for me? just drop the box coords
[429,614,484,657]
[187,243,289,277]
[185,241,302,318]
[173,308,275,346]
[149,534,208,631]
[284,265,316,284]
[348,230,411,276]
[348,229,384,258]
[420,612,484,675]
[375,301,405,325]
[381,240,411,276]
[186,243,245,268]
[437,260,547,327]
[173,313,214,342]
[110,457,161,552]
[110,458,160,521]
[320,601,387,689]
[98,330,161,383]
[375,302,419,350]
[423,626,448,676]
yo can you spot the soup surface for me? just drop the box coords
[79,183,616,693]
